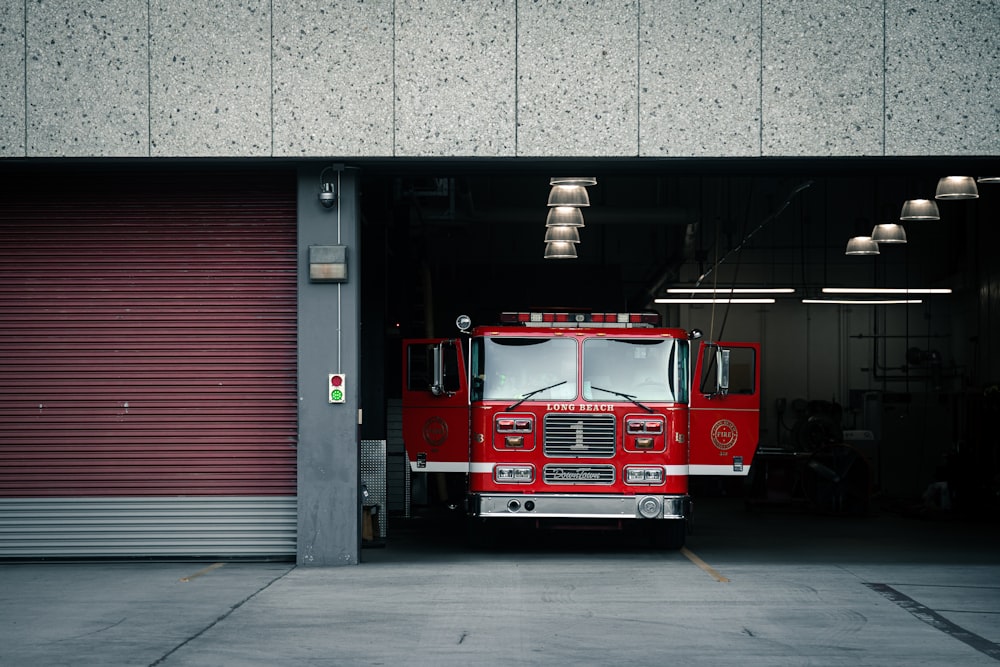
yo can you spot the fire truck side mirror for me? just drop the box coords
[716,348,730,396]
[430,344,445,396]
[700,343,731,398]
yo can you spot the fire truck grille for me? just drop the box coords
[543,414,616,458]
[542,464,616,485]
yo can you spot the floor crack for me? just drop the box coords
[148,565,295,666]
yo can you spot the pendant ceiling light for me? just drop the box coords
[550,176,597,187]
[899,198,940,220]
[546,206,585,227]
[845,236,880,255]
[978,176,1000,183]
[871,223,907,244]
[544,241,578,259]
[547,184,590,207]
[935,176,979,200]
[544,225,581,243]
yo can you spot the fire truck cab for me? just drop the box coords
[401,311,760,548]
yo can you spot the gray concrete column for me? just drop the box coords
[296,164,361,566]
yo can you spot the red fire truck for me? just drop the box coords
[401,311,760,548]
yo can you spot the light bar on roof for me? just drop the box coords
[498,312,660,327]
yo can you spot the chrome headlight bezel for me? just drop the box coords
[493,464,535,484]
[625,466,665,486]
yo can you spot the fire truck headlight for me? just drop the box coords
[634,437,655,450]
[637,495,662,519]
[494,465,534,483]
[626,467,664,485]
[504,435,525,449]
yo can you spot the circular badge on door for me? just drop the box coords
[710,419,738,451]
[423,416,448,446]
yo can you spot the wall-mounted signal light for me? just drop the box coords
[329,374,346,403]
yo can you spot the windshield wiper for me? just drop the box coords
[589,385,653,413]
[506,380,567,411]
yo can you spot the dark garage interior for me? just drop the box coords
[358,158,1000,523]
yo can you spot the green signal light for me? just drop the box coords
[331,389,344,401]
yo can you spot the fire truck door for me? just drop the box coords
[401,338,471,474]
[689,342,761,475]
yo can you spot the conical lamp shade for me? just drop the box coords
[544,226,580,243]
[544,241,577,259]
[545,207,585,227]
[547,185,590,207]
[871,224,907,244]
[845,236,880,255]
[935,176,978,200]
[900,199,939,220]
[550,176,597,186]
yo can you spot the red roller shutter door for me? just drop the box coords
[0,170,297,557]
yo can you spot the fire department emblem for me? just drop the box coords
[710,419,738,451]
[423,416,448,446]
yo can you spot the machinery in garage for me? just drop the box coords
[400,311,761,548]
[748,398,874,515]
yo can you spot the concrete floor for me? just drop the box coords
[1,496,998,666]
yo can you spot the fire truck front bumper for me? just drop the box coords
[469,493,690,520]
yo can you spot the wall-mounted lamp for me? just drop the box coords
[318,166,338,208]
[871,223,907,244]
[900,199,940,220]
[845,236,880,255]
[309,245,348,282]
[935,176,978,200]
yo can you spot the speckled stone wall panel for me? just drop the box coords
[25,0,148,157]
[0,1,25,156]
[273,0,392,157]
[762,2,883,156]
[395,0,515,156]
[518,0,638,157]
[150,1,270,157]
[886,0,1000,155]
[640,0,760,157]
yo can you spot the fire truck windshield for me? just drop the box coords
[472,337,577,401]
[582,338,686,403]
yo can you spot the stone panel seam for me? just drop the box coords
[515,0,519,156]
[881,0,887,157]
[636,0,640,155]
[270,0,274,157]
[392,0,397,156]
[758,0,763,157]
[22,0,28,155]
[147,0,152,157]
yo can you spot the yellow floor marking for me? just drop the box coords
[680,547,730,583]
[180,562,225,583]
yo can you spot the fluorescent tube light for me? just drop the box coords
[822,288,951,294]
[655,298,776,304]
[803,299,922,305]
[665,288,795,294]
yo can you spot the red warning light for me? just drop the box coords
[330,375,343,387]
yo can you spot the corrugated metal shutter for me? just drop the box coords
[0,169,297,557]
